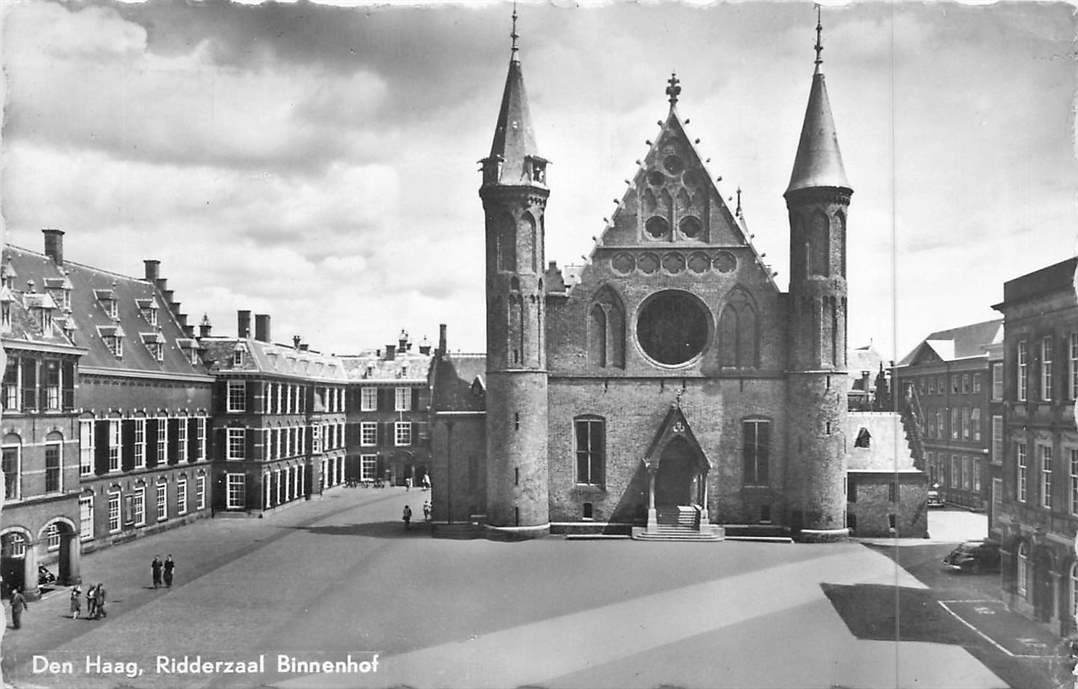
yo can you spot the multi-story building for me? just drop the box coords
[3,230,215,592]
[0,254,84,595]
[201,311,348,513]
[986,338,1005,540]
[994,257,1078,634]
[341,330,432,487]
[895,319,1002,512]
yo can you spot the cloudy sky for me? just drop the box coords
[2,0,1075,361]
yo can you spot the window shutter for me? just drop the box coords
[246,428,256,461]
[411,388,420,411]
[167,419,180,465]
[21,358,37,411]
[246,380,257,414]
[146,419,159,467]
[384,422,394,446]
[94,420,109,475]
[121,420,136,472]
[188,418,198,462]
[379,388,391,412]
[62,361,75,409]
[214,379,227,414]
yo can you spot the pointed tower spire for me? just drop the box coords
[785,7,850,195]
[482,7,546,187]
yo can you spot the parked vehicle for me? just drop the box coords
[37,565,56,585]
[927,483,945,508]
[943,540,1001,573]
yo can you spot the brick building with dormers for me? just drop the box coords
[433,17,858,541]
[994,257,1078,635]
[341,330,433,487]
[2,230,215,585]
[0,251,85,596]
[201,311,349,513]
[895,319,1002,512]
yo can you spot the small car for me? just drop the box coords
[927,483,945,508]
[943,540,1001,573]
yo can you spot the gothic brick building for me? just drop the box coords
[432,16,854,540]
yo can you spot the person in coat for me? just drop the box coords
[163,555,175,587]
[151,556,163,589]
[9,587,27,629]
[85,584,97,619]
[92,583,106,619]
[402,505,412,530]
[70,585,82,619]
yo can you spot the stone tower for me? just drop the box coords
[783,13,852,538]
[479,13,551,537]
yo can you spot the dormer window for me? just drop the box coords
[147,304,158,326]
[141,333,166,362]
[1,302,9,328]
[41,309,52,332]
[98,324,125,357]
[94,289,118,319]
[233,348,245,367]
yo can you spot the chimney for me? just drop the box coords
[237,310,251,338]
[163,290,175,306]
[42,229,64,265]
[255,314,271,343]
[438,323,447,356]
[398,329,409,352]
[199,314,212,338]
[155,278,168,293]
[418,335,431,356]
[177,313,187,327]
[183,324,195,338]
[385,344,397,360]
[293,335,302,349]
[299,343,309,352]
[144,260,160,282]
[171,301,182,316]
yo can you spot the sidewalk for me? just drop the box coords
[1,486,405,680]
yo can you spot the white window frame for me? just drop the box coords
[395,421,412,447]
[197,417,207,460]
[45,437,62,493]
[45,523,60,551]
[973,459,981,492]
[79,494,94,541]
[107,490,121,533]
[1041,445,1053,509]
[227,428,246,460]
[1070,333,1078,400]
[361,454,378,482]
[134,418,146,469]
[1018,442,1028,503]
[1018,340,1028,401]
[196,473,206,510]
[133,486,146,527]
[157,415,168,462]
[178,419,188,462]
[1017,542,1029,597]
[177,477,188,515]
[1070,449,1078,517]
[227,473,245,509]
[992,415,1003,465]
[156,480,168,521]
[395,387,411,412]
[108,419,121,472]
[1043,337,1054,401]
[228,380,246,412]
[992,362,1004,401]
[361,422,377,447]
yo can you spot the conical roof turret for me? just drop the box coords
[785,12,850,196]
[484,9,545,187]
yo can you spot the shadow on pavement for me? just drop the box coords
[286,521,434,539]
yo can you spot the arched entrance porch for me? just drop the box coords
[38,519,81,587]
[642,405,712,535]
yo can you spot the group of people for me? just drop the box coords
[402,501,432,530]
[68,582,107,621]
[151,554,176,589]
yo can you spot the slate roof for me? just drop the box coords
[3,244,207,377]
[847,412,921,474]
[340,348,432,384]
[430,354,486,413]
[897,319,1003,367]
[201,337,348,383]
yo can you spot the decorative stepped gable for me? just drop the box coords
[578,75,779,294]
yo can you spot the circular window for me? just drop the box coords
[645,216,670,239]
[662,252,685,274]
[646,170,665,186]
[687,252,710,273]
[611,253,635,275]
[683,169,706,188]
[679,216,702,238]
[638,253,660,275]
[713,251,737,273]
[636,291,710,366]
[663,155,684,175]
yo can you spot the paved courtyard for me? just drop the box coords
[2,490,1013,689]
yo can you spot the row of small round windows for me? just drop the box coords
[611,250,737,276]
[645,215,702,239]
[645,155,704,185]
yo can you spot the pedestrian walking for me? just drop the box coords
[69,585,81,619]
[405,476,411,492]
[9,587,27,629]
[423,501,431,524]
[85,584,97,619]
[403,505,412,530]
[151,555,163,589]
[163,554,175,587]
[93,583,107,619]
[422,474,431,491]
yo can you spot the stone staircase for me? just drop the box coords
[632,505,724,542]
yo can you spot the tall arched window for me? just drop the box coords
[574,415,605,486]
[520,213,537,274]
[495,213,516,272]
[587,286,625,369]
[717,287,758,368]
[2,433,20,501]
[1017,542,1030,598]
[808,210,830,277]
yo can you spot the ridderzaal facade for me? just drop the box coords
[431,14,856,541]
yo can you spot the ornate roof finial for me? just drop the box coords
[814,5,824,74]
[510,2,520,62]
[736,187,743,216]
[666,72,681,107]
